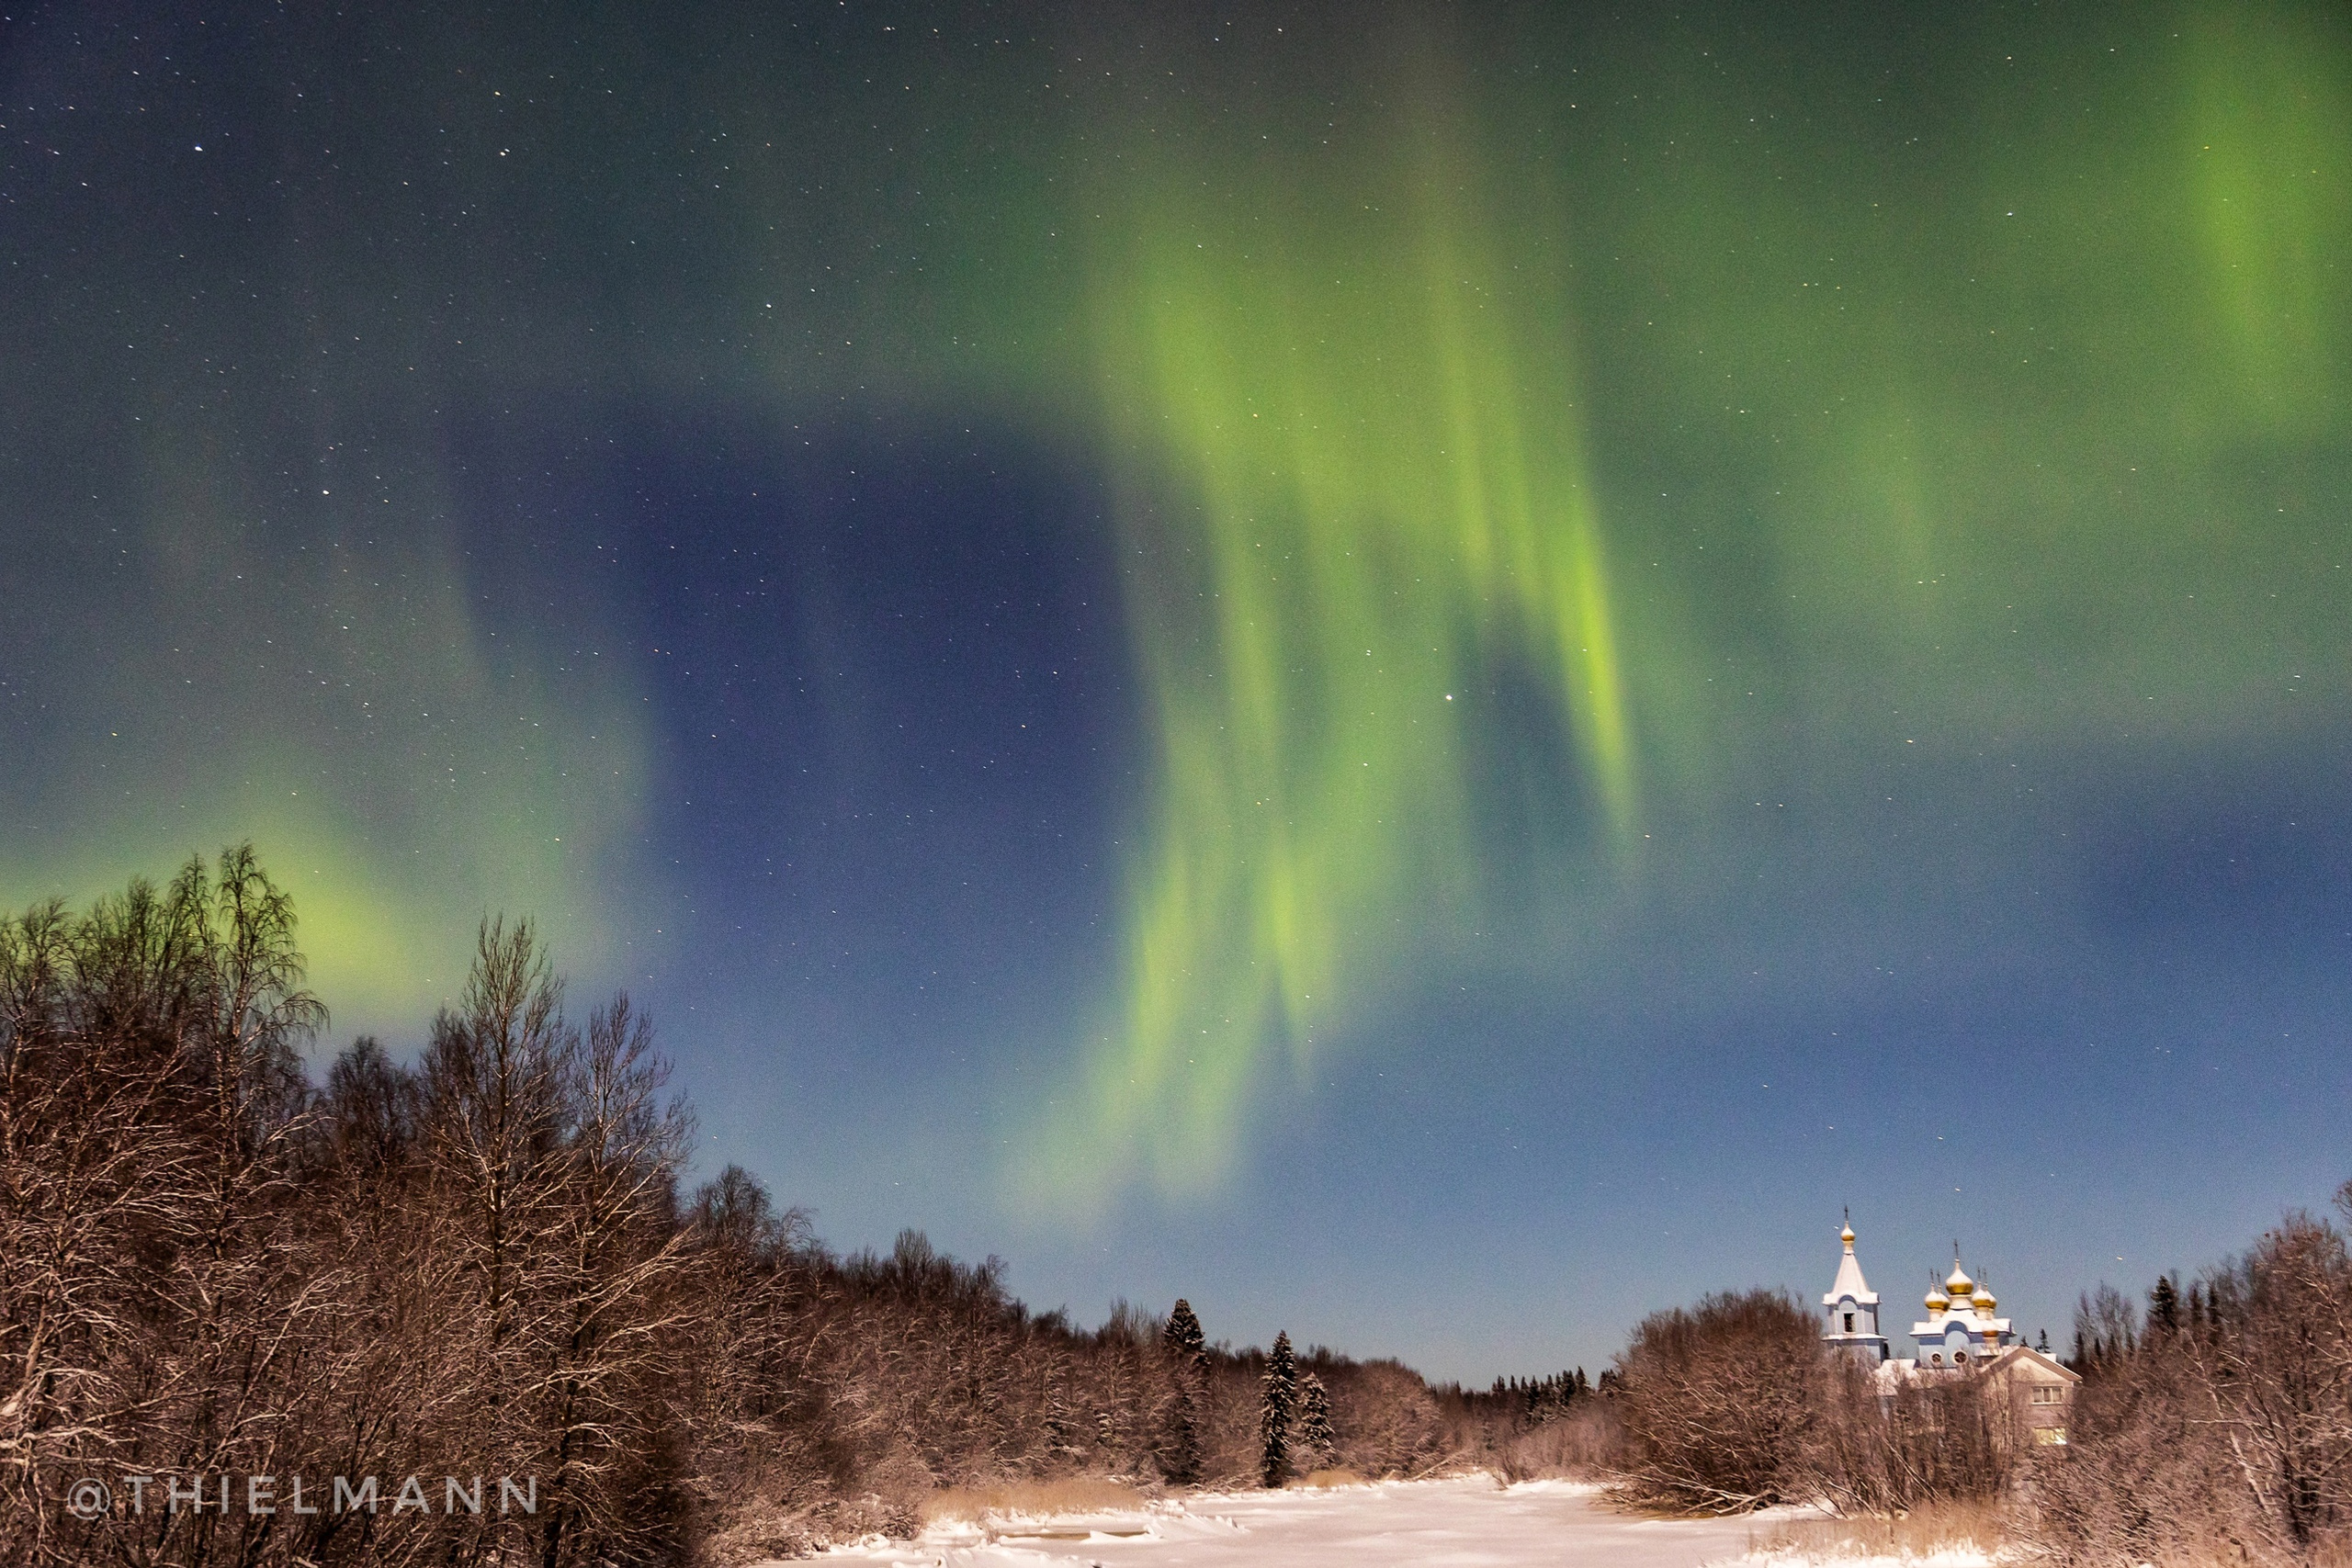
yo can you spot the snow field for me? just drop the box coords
[793,1473,1809,1567]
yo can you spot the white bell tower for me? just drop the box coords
[1822,1216,1891,1363]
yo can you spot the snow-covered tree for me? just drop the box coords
[1261,1331,1297,1486]
[1298,1371,1335,1473]
[1156,1297,1209,1483]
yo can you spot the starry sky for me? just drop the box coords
[5,0,2349,1382]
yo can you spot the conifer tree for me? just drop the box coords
[2149,1273,2180,1338]
[1164,1297,1208,1372]
[1159,1297,1208,1484]
[1260,1330,1297,1487]
[1298,1371,1336,1472]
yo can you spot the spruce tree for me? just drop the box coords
[2149,1274,2180,1338]
[1259,1331,1297,1487]
[1159,1297,1208,1484]
[1164,1298,1208,1372]
[1298,1372,1336,1473]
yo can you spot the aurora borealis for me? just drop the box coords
[5,2,2349,1377]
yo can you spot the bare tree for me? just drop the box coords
[1,851,1525,1566]
[1801,1354,2012,1514]
[1611,1289,1820,1513]
[530,993,696,1566]
[2196,1213,2352,1549]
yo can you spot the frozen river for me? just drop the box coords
[813,1476,1768,1568]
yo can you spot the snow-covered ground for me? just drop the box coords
[791,1475,1813,1568]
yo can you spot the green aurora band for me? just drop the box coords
[1054,91,1645,1195]
[6,3,2346,1211]
[1023,6,2350,1200]
[0,431,650,1036]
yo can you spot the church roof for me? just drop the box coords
[1824,1223,1881,1307]
[1912,1310,2014,1340]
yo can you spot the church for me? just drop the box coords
[1820,1222,2079,1442]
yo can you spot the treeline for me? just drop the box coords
[2037,1196,2352,1566]
[0,850,1488,1567]
[1449,1367,1592,1425]
[1600,1199,2352,1568]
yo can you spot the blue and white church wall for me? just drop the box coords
[1821,1226,2018,1371]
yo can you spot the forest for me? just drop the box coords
[13,847,2345,1568]
[0,849,1566,1566]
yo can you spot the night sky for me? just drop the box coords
[5,1,2349,1382]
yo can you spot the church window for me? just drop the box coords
[1930,1353,1943,1366]
[1843,1312,1855,1332]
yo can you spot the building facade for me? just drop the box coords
[1910,1257,2013,1369]
[1820,1224,2080,1443]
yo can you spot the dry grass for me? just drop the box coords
[920,1477,1149,1525]
[1747,1497,2013,1560]
[1293,1467,1369,1489]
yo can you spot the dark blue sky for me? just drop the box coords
[3,0,2348,1381]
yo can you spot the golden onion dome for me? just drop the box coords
[1926,1284,1951,1311]
[1946,1262,1975,1295]
[1841,1224,1856,1247]
[1973,1285,1996,1313]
